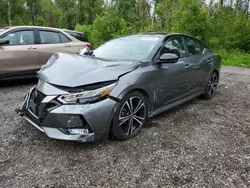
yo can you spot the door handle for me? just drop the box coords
[207,58,212,64]
[27,46,37,50]
[64,44,71,47]
[185,64,191,69]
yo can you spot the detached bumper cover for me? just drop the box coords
[21,114,95,142]
[16,86,118,142]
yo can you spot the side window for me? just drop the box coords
[66,31,89,42]
[71,33,82,41]
[1,30,34,45]
[185,37,204,56]
[197,41,205,54]
[74,33,84,41]
[59,33,71,43]
[160,37,186,58]
[77,33,89,42]
[39,31,60,44]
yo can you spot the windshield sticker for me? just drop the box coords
[141,37,159,41]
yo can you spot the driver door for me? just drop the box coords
[154,36,190,108]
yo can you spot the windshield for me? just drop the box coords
[0,28,7,35]
[93,36,160,61]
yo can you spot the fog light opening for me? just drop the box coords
[67,116,83,128]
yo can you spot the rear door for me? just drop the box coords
[37,29,80,66]
[183,36,213,92]
[0,29,39,76]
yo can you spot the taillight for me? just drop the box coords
[87,43,93,50]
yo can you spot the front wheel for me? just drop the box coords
[111,91,148,140]
[202,71,218,99]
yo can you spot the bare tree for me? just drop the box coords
[31,0,35,25]
[26,0,36,25]
[208,0,215,17]
[220,0,224,7]
[7,0,11,26]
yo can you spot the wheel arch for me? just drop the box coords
[213,69,220,79]
[115,85,151,102]
[109,87,149,140]
[205,69,220,87]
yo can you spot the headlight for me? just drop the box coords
[58,83,117,104]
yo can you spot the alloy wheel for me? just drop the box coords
[118,96,146,136]
[208,73,218,97]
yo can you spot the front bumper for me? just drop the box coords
[16,83,118,142]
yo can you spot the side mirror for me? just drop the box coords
[158,53,179,63]
[156,53,180,64]
[0,39,9,45]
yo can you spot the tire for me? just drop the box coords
[201,71,219,99]
[111,91,148,140]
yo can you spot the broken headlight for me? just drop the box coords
[58,83,117,104]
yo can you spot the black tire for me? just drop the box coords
[111,91,148,140]
[201,71,218,99]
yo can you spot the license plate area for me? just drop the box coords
[68,129,89,135]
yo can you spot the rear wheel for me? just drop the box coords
[202,71,218,99]
[111,91,148,140]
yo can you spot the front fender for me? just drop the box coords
[111,84,152,100]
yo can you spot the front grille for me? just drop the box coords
[28,90,46,117]
[26,110,42,126]
[42,100,61,119]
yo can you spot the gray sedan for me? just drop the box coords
[16,33,221,142]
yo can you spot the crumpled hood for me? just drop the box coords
[38,53,140,87]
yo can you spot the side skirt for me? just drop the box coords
[148,91,204,118]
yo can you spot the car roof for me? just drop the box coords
[113,32,208,47]
[127,33,168,38]
[137,32,169,36]
[135,32,196,38]
[2,26,87,39]
[119,32,206,45]
[3,26,66,31]
[116,32,196,40]
[63,29,84,34]
[0,26,88,43]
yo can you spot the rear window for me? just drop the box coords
[66,31,89,42]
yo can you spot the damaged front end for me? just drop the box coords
[16,80,119,142]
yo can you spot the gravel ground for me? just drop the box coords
[0,67,250,188]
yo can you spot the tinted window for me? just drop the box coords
[39,31,60,44]
[59,33,71,43]
[93,36,160,61]
[1,30,34,45]
[66,31,89,42]
[160,37,186,58]
[185,37,204,56]
[197,40,205,54]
